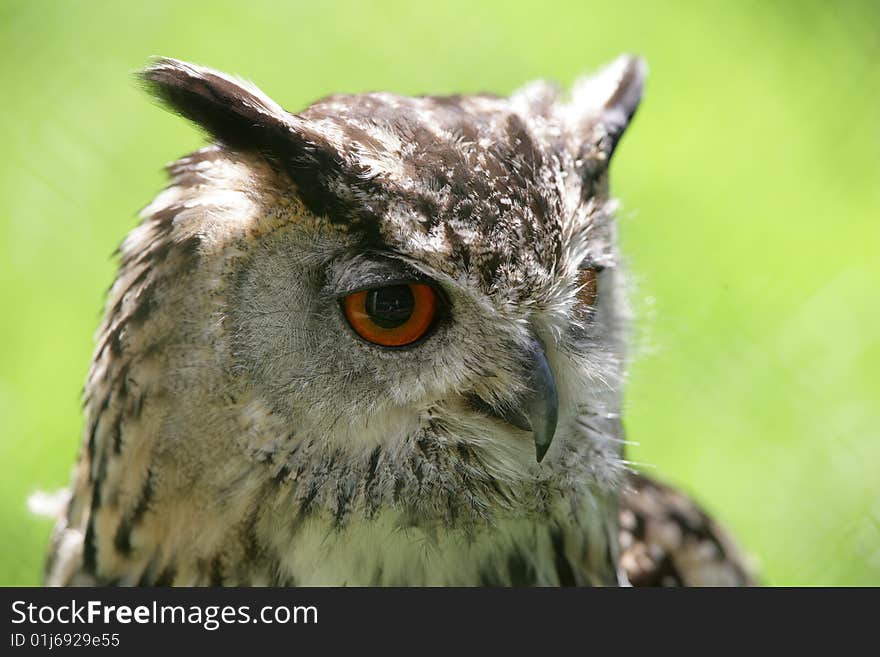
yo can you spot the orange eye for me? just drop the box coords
[577,267,599,308]
[343,283,438,347]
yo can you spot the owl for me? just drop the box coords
[42,56,754,586]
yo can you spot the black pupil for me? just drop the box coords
[365,285,415,329]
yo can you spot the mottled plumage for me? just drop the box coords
[43,56,754,586]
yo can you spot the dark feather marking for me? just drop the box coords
[412,436,432,489]
[130,392,146,421]
[273,462,291,485]
[171,234,202,267]
[238,512,268,578]
[295,480,321,523]
[550,528,577,586]
[507,548,536,586]
[83,412,114,577]
[290,449,337,522]
[153,565,176,586]
[364,446,382,490]
[370,564,384,586]
[113,470,155,556]
[82,518,98,576]
[209,555,224,586]
[272,571,298,587]
[392,473,406,505]
[363,446,383,518]
[334,482,354,527]
[444,490,459,526]
[85,393,112,468]
[112,413,124,454]
[485,475,514,507]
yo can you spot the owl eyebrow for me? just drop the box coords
[334,275,432,297]
[328,254,431,296]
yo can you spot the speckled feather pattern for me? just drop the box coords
[42,56,755,586]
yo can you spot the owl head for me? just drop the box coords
[100,58,644,520]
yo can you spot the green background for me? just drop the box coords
[1,0,878,586]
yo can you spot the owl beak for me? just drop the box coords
[466,340,559,462]
[486,341,560,462]
[519,340,559,463]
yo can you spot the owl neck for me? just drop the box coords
[67,395,623,585]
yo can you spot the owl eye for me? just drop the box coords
[343,283,438,347]
[577,267,599,308]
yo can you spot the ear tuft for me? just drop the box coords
[139,57,295,152]
[568,55,647,164]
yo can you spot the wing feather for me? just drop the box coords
[618,473,757,586]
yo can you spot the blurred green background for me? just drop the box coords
[1,0,878,586]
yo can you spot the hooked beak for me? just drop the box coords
[469,339,559,463]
